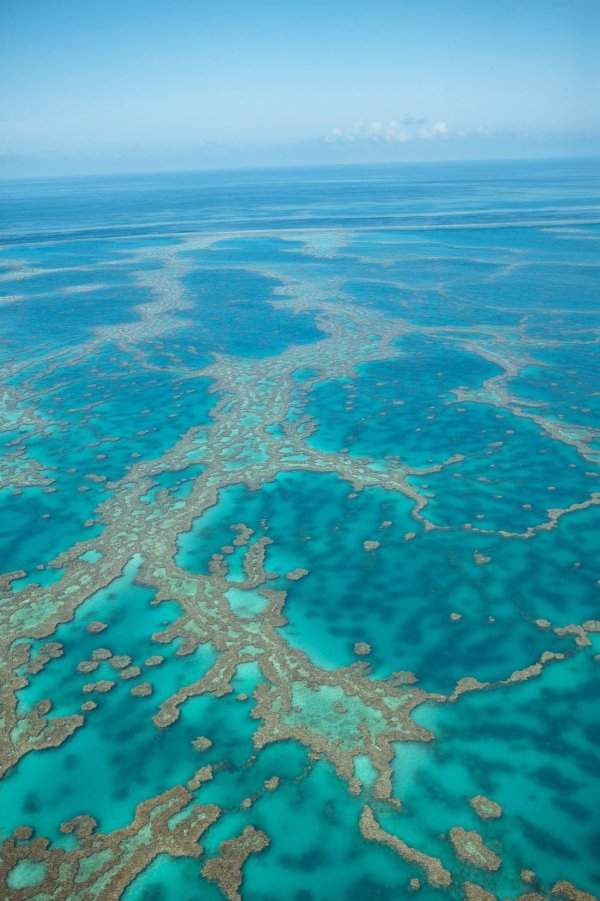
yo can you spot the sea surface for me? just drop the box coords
[0,159,599,900]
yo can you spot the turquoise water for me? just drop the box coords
[0,160,598,900]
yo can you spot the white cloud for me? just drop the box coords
[456,125,495,138]
[417,121,450,140]
[324,116,491,144]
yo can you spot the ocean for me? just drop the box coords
[0,159,598,899]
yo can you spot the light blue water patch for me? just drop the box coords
[0,559,219,841]
[486,258,599,313]
[80,549,102,563]
[481,502,600,625]
[0,283,153,354]
[6,859,48,890]
[181,266,322,357]
[176,482,260,576]
[336,259,523,327]
[27,345,216,460]
[340,224,600,330]
[407,413,597,533]
[192,235,369,292]
[123,855,222,901]
[198,741,309,854]
[393,648,600,897]
[304,335,504,468]
[140,465,204,506]
[509,343,600,425]
[409,222,600,265]
[0,263,139,297]
[129,333,215,372]
[224,586,268,617]
[241,756,440,900]
[291,367,320,383]
[0,236,182,267]
[185,234,309,265]
[177,471,572,690]
[0,483,105,576]
[0,347,215,573]
[9,565,65,593]
[0,429,24,450]
[340,277,437,319]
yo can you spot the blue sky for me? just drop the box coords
[1,0,598,176]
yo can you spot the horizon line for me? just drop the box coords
[1,153,599,185]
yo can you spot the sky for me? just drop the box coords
[1,0,599,177]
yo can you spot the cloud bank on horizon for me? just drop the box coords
[0,0,598,176]
[323,117,496,144]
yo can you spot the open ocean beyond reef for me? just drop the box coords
[0,159,599,901]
